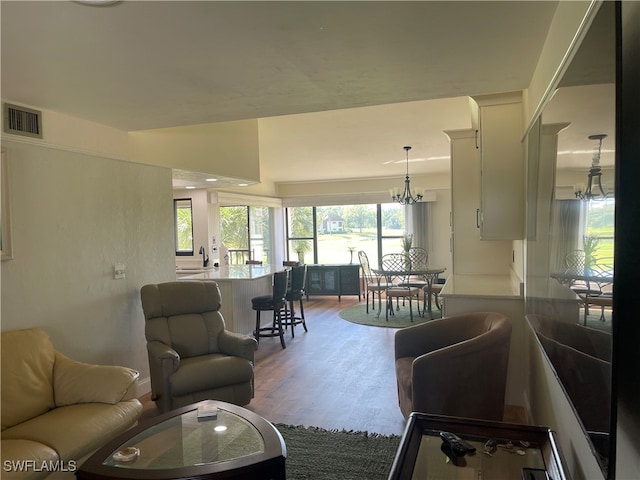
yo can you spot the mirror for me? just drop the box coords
[525,2,615,475]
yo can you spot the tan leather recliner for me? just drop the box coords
[141,280,258,413]
[394,312,512,421]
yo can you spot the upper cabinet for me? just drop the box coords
[470,91,525,240]
[447,129,513,276]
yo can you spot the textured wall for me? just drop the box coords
[0,140,175,384]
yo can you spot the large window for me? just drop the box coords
[585,198,615,266]
[220,205,272,264]
[286,203,405,266]
[174,198,194,256]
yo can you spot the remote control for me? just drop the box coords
[439,431,476,456]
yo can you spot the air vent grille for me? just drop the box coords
[3,103,42,138]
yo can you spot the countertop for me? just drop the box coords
[178,264,285,281]
[440,274,523,299]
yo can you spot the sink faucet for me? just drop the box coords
[199,246,209,267]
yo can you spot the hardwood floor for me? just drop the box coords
[244,296,406,436]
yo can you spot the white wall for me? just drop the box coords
[0,138,175,388]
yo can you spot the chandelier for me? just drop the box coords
[575,134,610,201]
[390,146,423,205]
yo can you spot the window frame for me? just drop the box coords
[174,198,194,256]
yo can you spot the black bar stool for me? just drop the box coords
[282,265,308,337]
[251,270,289,349]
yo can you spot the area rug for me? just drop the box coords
[276,424,401,480]
[339,302,441,328]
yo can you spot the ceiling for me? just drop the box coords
[1,1,612,190]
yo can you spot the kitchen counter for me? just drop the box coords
[440,273,522,299]
[178,264,284,281]
[178,264,286,335]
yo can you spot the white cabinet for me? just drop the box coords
[470,91,525,240]
[446,129,512,275]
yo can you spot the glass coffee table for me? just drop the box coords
[77,400,286,480]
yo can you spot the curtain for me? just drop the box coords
[550,199,582,271]
[410,202,430,253]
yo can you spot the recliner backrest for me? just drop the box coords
[141,281,227,358]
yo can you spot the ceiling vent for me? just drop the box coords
[3,103,42,139]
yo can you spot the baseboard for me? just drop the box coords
[136,376,151,398]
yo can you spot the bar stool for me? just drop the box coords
[282,265,308,337]
[251,270,289,349]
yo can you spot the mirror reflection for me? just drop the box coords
[525,2,615,474]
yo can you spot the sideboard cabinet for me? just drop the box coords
[305,264,361,301]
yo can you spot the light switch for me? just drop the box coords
[114,264,126,280]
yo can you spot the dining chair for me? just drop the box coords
[564,250,600,316]
[402,247,431,306]
[380,253,422,321]
[358,251,393,314]
[578,264,613,324]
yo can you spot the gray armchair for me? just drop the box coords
[141,280,258,413]
[394,311,512,421]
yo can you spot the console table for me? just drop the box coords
[305,264,361,301]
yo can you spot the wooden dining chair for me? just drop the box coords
[380,253,422,321]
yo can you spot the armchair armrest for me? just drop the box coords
[218,330,258,361]
[147,340,180,373]
[53,352,140,407]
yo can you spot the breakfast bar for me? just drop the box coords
[179,264,285,335]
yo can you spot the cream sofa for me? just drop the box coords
[1,328,143,480]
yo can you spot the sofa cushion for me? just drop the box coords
[0,439,59,480]
[1,400,142,462]
[53,353,139,406]
[1,329,56,431]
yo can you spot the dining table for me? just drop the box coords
[550,269,614,287]
[372,265,446,319]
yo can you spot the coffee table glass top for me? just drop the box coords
[104,404,265,470]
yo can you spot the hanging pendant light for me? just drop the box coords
[390,146,423,205]
[575,134,610,201]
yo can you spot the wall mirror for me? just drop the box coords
[525,2,615,476]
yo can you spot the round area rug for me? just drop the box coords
[339,302,441,328]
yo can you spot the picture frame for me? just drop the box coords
[1,148,13,261]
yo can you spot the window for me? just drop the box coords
[287,206,315,264]
[220,205,272,264]
[174,198,194,256]
[585,198,615,266]
[286,203,405,266]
